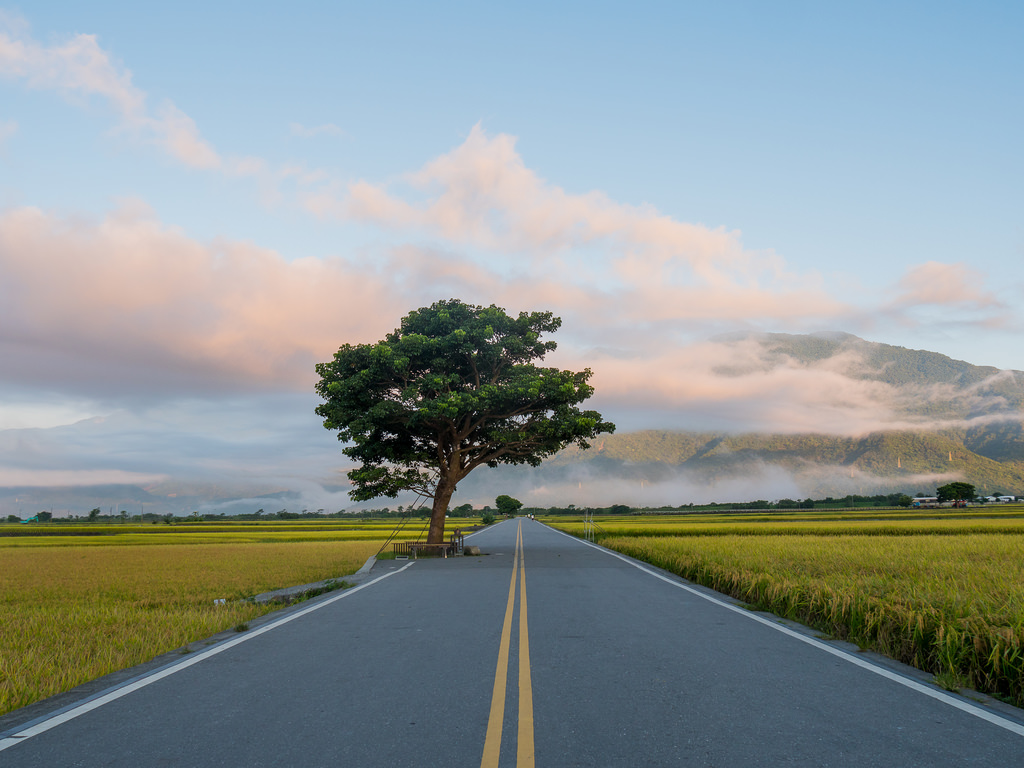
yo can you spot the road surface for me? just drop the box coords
[2,518,1022,766]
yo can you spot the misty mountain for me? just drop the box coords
[4,333,1023,515]
[715,331,1024,417]
[515,333,1024,500]
[0,481,287,519]
[530,428,1024,498]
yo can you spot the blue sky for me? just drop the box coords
[1,2,1021,509]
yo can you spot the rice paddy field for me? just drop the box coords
[0,517,477,717]
[547,506,1024,708]
[6,510,1023,717]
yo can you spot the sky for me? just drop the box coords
[1,2,1022,511]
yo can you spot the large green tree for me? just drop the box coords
[315,299,614,543]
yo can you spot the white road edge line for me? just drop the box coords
[546,525,1024,738]
[0,562,417,752]
[463,517,511,540]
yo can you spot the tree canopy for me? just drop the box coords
[936,482,975,502]
[315,299,614,543]
[495,495,523,516]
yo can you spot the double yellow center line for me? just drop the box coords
[481,521,534,768]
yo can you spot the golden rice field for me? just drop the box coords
[548,507,1024,707]
[0,517,455,545]
[550,506,1024,538]
[0,518,447,717]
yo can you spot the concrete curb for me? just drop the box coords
[253,554,379,604]
[248,529,494,605]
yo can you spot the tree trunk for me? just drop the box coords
[426,480,456,544]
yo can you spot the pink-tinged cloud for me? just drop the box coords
[323,125,852,325]
[891,261,999,309]
[4,198,1016,439]
[0,204,409,398]
[301,128,1015,342]
[0,26,144,114]
[561,339,1021,436]
[314,125,1022,341]
[0,201,832,424]
[5,198,1008,439]
[340,125,743,262]
[875,260,1012,334]
[0,21,220,169]
[149,102,221,170]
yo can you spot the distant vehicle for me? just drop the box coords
[911,497,939,508]
[987,496,1017,503]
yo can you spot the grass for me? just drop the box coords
[0,537,381,716]
[548,508,1024,708]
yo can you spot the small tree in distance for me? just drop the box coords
[495,495,523,517]
[315,299,614,544]
[450,503,474,518]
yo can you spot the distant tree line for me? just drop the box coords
[7,484,1016,525]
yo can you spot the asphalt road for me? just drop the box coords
[2,518,1023,766]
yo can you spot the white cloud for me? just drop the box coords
[889,261,1003,312]
[148,101,221,169]
[0,19,220,168]
[305,125,850,330]
[564,336,1024,437]
[3,198,1018,441]
[0,395,347,506]
[0,18,352,205]
[3,20,1008,346]
[0,399,100,430]
[0,203,414,399]
[1,194,1018,502]
[453,457,964,509]
[0,24,144,113]
[303,125,1018,349]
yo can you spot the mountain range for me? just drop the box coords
[3,332,1023,516]
[458,333,1024,504]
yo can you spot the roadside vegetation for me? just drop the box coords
[0,517,487,717]
[548,506,1024,708]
